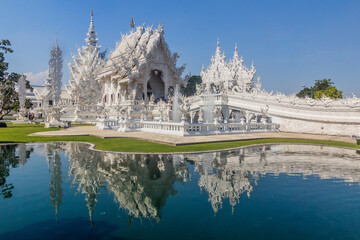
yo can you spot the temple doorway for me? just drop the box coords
[147,70,165,99]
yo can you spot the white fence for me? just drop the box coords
[97,119,279,136]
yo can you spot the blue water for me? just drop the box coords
[0,143,360,239]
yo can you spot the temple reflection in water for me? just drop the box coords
[44,143,190,223]
[4,142,360,224]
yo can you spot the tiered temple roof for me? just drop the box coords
[98,23,185,83]
[201,40,256,92]
[66,10,105,105]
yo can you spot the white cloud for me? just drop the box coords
[24,70,48,86]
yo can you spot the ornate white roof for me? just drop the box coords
[200,40,256,92]
[229,44,256,88]
[99,23,185,82]
[201,40,231,84]
[66,10,105,105]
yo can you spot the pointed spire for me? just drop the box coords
[256,76,262,90]
[130,16,135,29]
[158,23,164,34]
[55,36,58,49]
[47,37,63,106]
[90,10,94,29]
[233,44,239,61]
[214,38,223,62]
[216,38,221,55]
[250,61,256,75]
[200,65,205,76]
[86,10,98,47]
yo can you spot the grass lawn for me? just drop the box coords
[1,124,359,153]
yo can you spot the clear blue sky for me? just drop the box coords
[1,0,360,96]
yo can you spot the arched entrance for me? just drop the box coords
[147,70,165,99]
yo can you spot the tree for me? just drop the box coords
[314,86,343,99]
[296,79,343,99]
[296,86,313,98]
[182,75,202,96]
[12,99,33,112]
[0,39,32,120]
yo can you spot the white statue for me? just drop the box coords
[17,75,27,121]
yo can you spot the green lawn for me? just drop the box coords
[0,124,359,153]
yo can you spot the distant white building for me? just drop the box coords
[13,84,70,116]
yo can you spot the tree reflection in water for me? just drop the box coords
[0,144,33,199]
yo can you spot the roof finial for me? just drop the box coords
[256,76,262,90]
[90,10,94,29]
[215,38,221,57]
[86,10,98,47]
[233,43,240,62]
[130,16,135,30]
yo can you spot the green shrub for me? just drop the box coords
[0,122,7,128]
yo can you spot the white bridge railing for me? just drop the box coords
[96,118,279,136]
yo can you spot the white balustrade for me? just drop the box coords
[97,118,279,136]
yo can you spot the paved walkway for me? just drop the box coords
[29,126,357,145]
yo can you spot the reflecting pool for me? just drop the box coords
[1,143,360,239]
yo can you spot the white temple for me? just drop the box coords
[36,11,360,137]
